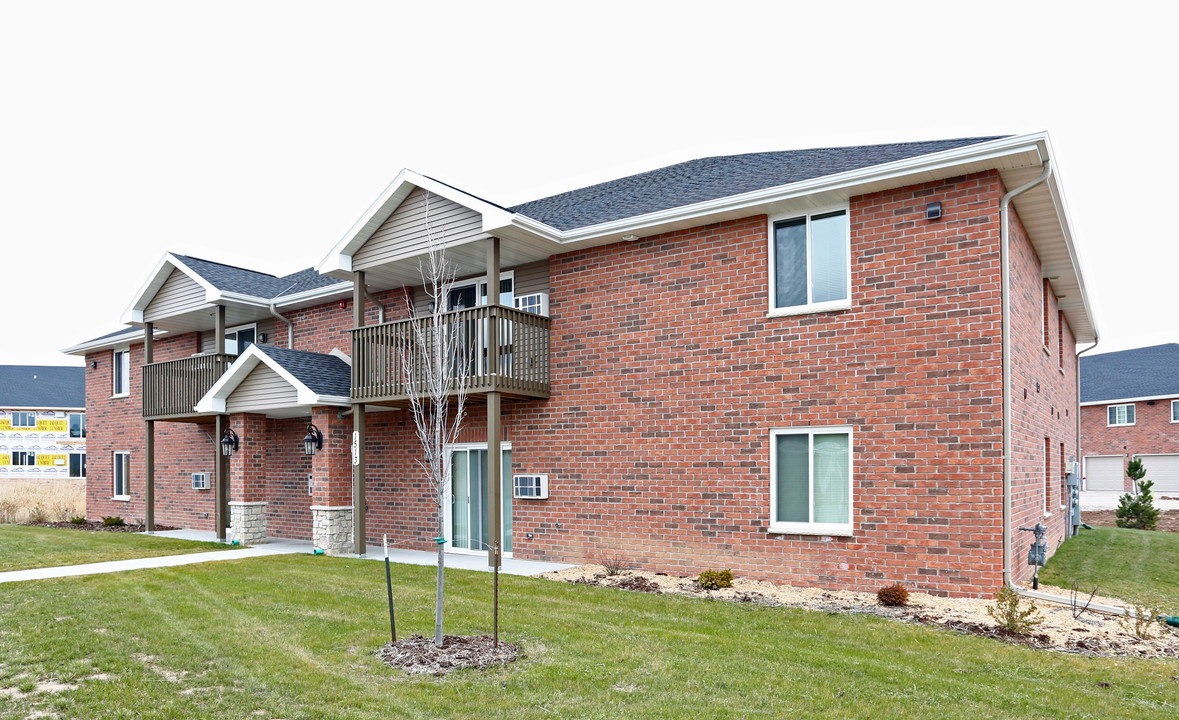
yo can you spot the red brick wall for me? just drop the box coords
[85,334,219,529]
[1081,401,1179,491]
[1006,203,1078,582]
[263,416,314,539]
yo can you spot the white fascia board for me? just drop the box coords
[1038,134,1098,344]
[554,134,1051,244]
[121,253,225,325]
[328,348,351,366]
[60,327,166,356]
[317,170,515,277]
[271,281,354,307]
[1080,394,1179,407]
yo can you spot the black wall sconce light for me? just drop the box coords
[303,424,324,456]
[90,360,98,369]
[925,201,943,220]
[220,428,240,457]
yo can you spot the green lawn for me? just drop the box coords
[1041,526,1179,612]
[1,555,1176,719]
[0,525,232,573]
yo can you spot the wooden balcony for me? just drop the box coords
[142,354,235,421]
[350,305,550,405]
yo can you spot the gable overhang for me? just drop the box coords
[61,327,168,356]
[122,253,223,326]
[194,344,350,417]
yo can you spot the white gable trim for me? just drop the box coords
[193,345,350,414]
[121,253,226,325]
[316,170,517,277]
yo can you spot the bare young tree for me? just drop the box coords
[400,192,472,647]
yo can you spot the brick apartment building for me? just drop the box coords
[1080,344,1179,494]
[65,133,1095,596]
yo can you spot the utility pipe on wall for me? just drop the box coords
[999,164,1129,617]
[269,302,294,349]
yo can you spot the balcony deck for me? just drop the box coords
[142,353,235,421]
[350,305,550,406]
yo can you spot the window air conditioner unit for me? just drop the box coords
[512,474,549,500]
[514,292,550,317]
[192,472,211,490]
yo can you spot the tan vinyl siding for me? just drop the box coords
[514,259,550,296]
[353,187,490,270]
[225,364,297,413]
[144,269,208,322]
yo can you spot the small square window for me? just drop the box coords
[770,209,850,315]
[770,427,853,535]
[69,413,86,438]
[69,453,87,478]
[1107,404,1135,427]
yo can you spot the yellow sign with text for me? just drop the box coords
[0,419,68,432]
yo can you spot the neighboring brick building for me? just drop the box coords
[0,365,86,481]
[1080,344,1179,494]
[65,133,1096,596]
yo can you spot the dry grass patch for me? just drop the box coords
[0,479,84,524]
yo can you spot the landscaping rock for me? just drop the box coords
[376,634,522,676]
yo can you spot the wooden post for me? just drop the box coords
[353,271,366,328]
[487,237,501,568]
[353,402,366,557]
[215,305,226,355]
[215,413,226,541]
[144,322,155,532]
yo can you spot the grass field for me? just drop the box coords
[1041,526,1179,612]
[1,547,1176,719]
[0,525,231,573]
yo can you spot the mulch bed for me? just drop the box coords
[1083,509,1179,532]
[375,634,522,676]
[27,521,179,533]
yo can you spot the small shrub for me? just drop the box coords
[70,515,87,525]
[1116,462,1160,530]
[986,585,1043,635]
[101,516,125,527]
[26,504,48,524]
[877,583,910,607]
[599,552,630,577]
[697,569,733,590]
[1119,601,1162,640]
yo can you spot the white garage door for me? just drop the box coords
[1084,456,1125,491]
[1136,455,1179,494]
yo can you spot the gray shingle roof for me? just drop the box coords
[253,345,351,398]
[1080,344,1179,403]
[509,137,1007,231]
[0,366,85,408]
[173,255,344,299]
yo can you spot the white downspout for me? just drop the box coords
[1000,165,1129,616]
[269,303,294,349]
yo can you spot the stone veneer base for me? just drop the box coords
[311,505,354,555]
[228,501,268,546]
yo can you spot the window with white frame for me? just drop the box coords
[10,411,36,428]
[11,451,36,466]
[1107,404,1135,427]
[113,451,130,498]
[113,350,130,396]
[1172,399,1179,423]
[770,209,850,314]
[770,427,853,535]
[69,453,86,478]
[69,413,86,438]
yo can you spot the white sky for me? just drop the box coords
[2,1,1175,366]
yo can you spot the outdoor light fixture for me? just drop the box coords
[220,428,239,457]
[925,202,943,220]
[90,360,98,369]
[303,424,324,456]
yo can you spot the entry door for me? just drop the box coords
[449,446,512,554]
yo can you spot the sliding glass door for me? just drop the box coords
[448,445,512,554]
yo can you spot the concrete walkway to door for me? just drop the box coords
[0,529,573,585]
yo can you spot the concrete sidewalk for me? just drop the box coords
[0,530,572,584]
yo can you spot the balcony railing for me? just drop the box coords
[350,305,550,403]
[142,354,235,420]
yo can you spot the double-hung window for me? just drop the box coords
[11,411,36,428]
[113,451,131,499]
[1107,404,1135,427]
[113,350,130,397]
[770,427,853,535]
[770,209,850,315]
